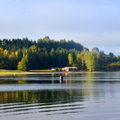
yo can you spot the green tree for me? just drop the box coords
[80,49,88,70]
[76,54,82,69]
[84,51,98,71]
[50,48,56,67]
[8,51,19,70]
[17,54,29,71]
[0,48,9,69]
[68,53,73,66]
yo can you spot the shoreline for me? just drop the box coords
[0,70,119,75]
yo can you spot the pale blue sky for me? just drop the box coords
[0,0,120,55]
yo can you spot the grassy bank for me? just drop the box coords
[0,69,65,75]
[0,69,110,75]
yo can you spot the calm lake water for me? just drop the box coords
[0,72,120,120]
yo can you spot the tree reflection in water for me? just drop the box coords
[0,89,84,104]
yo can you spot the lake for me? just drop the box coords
[0,72,120,120]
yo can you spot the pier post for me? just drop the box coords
[60,75,63,83]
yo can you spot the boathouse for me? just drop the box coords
[62,67,78,72]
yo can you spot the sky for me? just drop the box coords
[0,0,120,55]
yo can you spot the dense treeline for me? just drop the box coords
[0,36,83,52]
[0,36,120,71]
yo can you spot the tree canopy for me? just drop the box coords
[0,36,119,71]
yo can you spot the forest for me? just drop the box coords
[0,36,120,71]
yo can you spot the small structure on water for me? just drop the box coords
[59,75,63,83]
[62,67,78,72]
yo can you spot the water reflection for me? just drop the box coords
[0,89,86,119]
[0,72,120,119]
[0,89,84,104]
